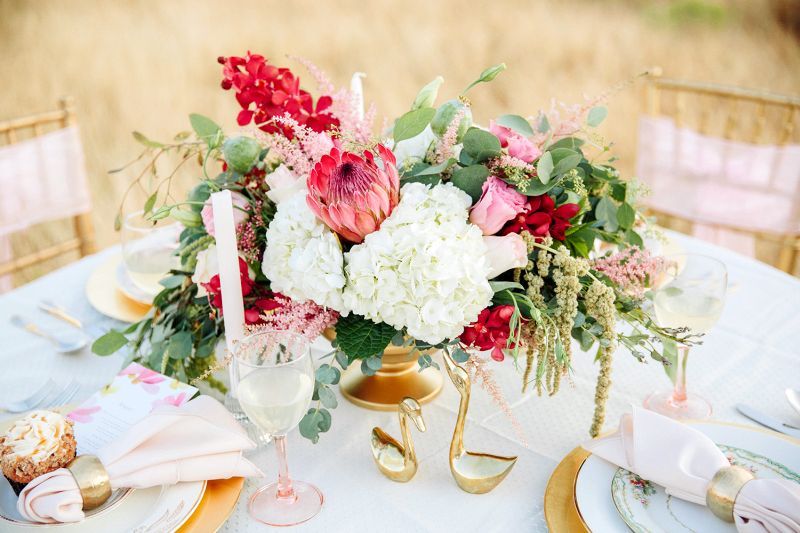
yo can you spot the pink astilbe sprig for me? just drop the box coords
[256,114,335,177]
[593,247,665,299]
[495,154,536,173]
[246,293,339,340]
[330,89,376,145]
[463,355,528,447]
[289,55,336,95]
[434,107,467,164]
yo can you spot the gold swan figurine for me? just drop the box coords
[370,397,426,482]
[444,354,517,494]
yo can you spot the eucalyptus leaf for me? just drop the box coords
[189,113,222,148]
[550,148,582,175]
[92,330,128,356]
[536,151,554,184]
[451,164,490,202]
[495,114,534,136]
[587,106,608,127]
[168,331,193,359]
[159,275,185,289]
[617,202,636,229]
[595,197,619,232]
[462,128,502,162]
[318,386,338,409]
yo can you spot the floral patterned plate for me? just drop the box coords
[611,445,800,533]
[574,421,800,533]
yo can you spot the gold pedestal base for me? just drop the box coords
[339,351,443,411]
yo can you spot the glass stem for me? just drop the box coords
[274,435,295,500]
[671,344,690,404]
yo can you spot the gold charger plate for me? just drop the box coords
[85,254,151,323]
[177,477,244,533]
[543,421,800,532]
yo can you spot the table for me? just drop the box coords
[1,231,799,532]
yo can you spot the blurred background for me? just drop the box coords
[1,0,799,282]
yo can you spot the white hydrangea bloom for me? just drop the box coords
[262,192,346,311]
[343,182,492,344]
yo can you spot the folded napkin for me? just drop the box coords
[18,396,263,523]
[583,407,800,533]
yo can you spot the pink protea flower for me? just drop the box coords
[306,144,400,243]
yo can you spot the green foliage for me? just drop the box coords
[168,331,193,359]
[189,114,222,149]
[595,196,619,232]
[132,131,164,149]
[451,164,490,202]
[393,107,436,143]
[586,106,608,127]
[431,99,472,139]
[299,408,332,444]
[495,114,534,136]
[334,314,397,360]
[536,151,554,184]
[461,128,501,162]
[411,76,444,110]
[92,330,128,356]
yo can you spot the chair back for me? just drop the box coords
[637,71,800,273]
[0,98,96,289]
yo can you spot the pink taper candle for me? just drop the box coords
[211,190,245,397]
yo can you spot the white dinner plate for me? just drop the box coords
[0,477,205,532]
[574,421,800,532]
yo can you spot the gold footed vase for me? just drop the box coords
[323,329,443,411]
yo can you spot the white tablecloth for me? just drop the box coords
[1,231,799,532]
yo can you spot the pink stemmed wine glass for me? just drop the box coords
[644,254,727,419]
[235,330,323,526]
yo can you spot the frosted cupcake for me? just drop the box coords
[0,410,77,495]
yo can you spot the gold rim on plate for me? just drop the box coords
[85,253,151,323]
[544,420,800,532]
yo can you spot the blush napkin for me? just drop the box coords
[17,396,263,523]
[583,407,800,533]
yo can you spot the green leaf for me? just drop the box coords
[299,409,323,443]
[495,114,534,136]
[132,131,164,148]
[492,290,534,318]
[318,386,338,409]
[334,315,397,359]
[168,331,193,359]
[412,76,444,110]
[92,330,128,356]
[159,275,184,289]
[587,106,608,127]
[595,197,619,232]
[659,338,678,384]
[334,350,349,370]
[401,175,441,187]
[462,128,501,162]
[536,151,554,184]
[547,137,585,150]
[170,208,202,227]
[451,347,470,364]
[149,342,166,370]
[393,107,436,143]
[365,355,383,371]
[489,281,524,293]
[537,114,551,133]
[550,148,582,176]
[143,192,157,215]
[189,113,222,148]
[315,364,341,385]
[114,212,122,231]
[451,164,490,202]
[410,157,456,177]
[625,228,644,248]
[617,202,636,229]
[463,63,506,94]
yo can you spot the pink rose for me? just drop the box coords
[489,120,541,163]
[201,191,250,237]
[469,176,527,235]
[483,234,528,278]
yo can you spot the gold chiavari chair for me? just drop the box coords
[0,98,96,287]
[639,69,800,274]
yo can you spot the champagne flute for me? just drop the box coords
[235,330,323,526]
[644,254,727,419]
[121,211,180,297]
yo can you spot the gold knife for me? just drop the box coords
[38,300,83,329]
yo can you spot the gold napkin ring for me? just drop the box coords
[705,465,755,523]
[66,455,112,510]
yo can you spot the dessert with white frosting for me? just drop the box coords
[0,410,77,495]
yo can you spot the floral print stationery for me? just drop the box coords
[67,363,197,455]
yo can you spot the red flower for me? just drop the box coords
[459,305,517,362]
[219,53,339,139]
[500,194,579,241]
[203,258,255,311]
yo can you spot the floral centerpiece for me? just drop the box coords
[94,53,695,443]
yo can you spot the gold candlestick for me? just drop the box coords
[369,397,426,482]
[444,355,517,494]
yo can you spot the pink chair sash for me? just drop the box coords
[636,116,800,258]
[0,125,92,291]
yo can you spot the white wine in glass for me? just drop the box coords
[236,330,323,527]
[121,211,180,296]
[645,254,727,419]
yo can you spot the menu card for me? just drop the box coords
[67,363,197,455]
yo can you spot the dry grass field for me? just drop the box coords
[1,0,799,282]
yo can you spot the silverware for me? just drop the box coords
[38,300,83,329]
[10,315,88,353]
[42,380,81,409]
[735,403,800,439]
[0,379,57,412]
[785,389,800,417]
